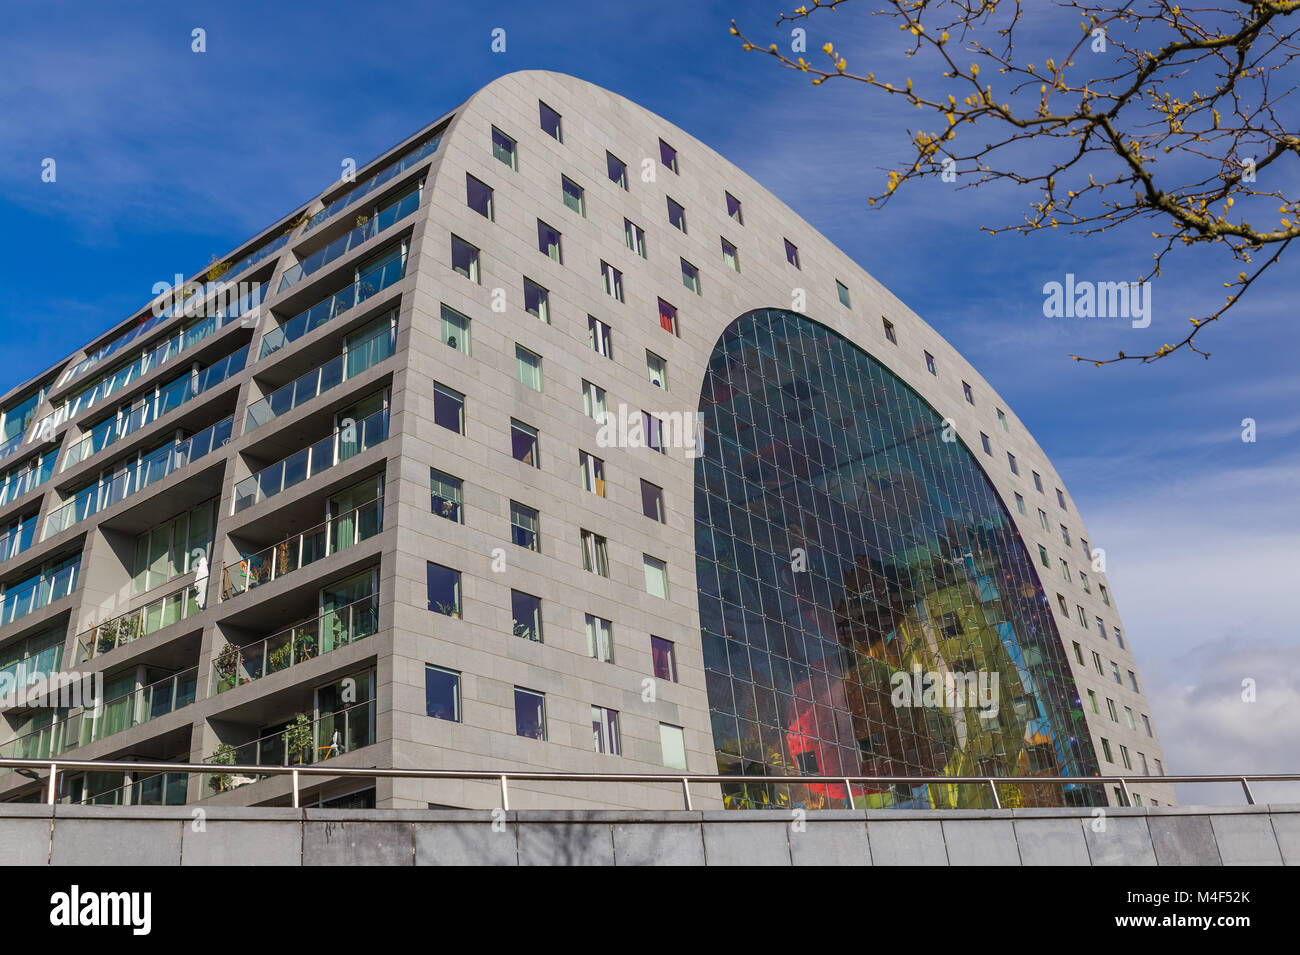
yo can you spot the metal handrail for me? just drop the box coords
[0,757,1293,811]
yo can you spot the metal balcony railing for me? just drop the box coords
[75,581,204,665]
[0,557,80,628]
[304,134,440,233]
[278,186,420,292]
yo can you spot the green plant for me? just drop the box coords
[292,627,317,662]
[213,643,242,690]
[209,742,239,792]
[282,713,313,765]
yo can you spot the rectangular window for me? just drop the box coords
[1096,616,1107,640]
[1057,488,1067,509]
[450,235,480,283]
[1072,641,1084,665]
[585,613,614,662]
[681,259,701,294]
[537,220,563,263]
[510,500,540,551]
[1087,689,1098,714]
[561,175,585,215]
[652,636,677,682]
[523,278,550,322]
[1008,452,1019,475]
[1114,627,1125,650]
[660,723,687,769]
[1092,651,1104,676]
[997,408,1008,431]
[582,380,607,422]
[1099,584,1110,606]
[640,480,665,522]
[1058,594,1068,617]
[1060,558,1071,582]
[516,344,542,391]
[784,238,800,268]
[1129,670,1139,692]
[601,261,624,301]
[1138,751,1148,775]
[492,127,517,169]
[1124,706,1136,730]
[1038,508,1049,531]
[440,304,470,354]
[925,351,937,375]
[514,687,546,739]
[607,151,628,189]
[511,589,542,642]
[588,316,613,357]
[510,420,539,468]
[592,705,620,755]
[646,350,668,390]
[1060,524,1071,546]
[624,218,647,257]
[430,468,463,523]
[1100,738,1113,762]
[466,173,493,219]
[579,450,606,497]
[433,383,465,435]
[1142,714,1153,737]
[725,191,744,224]
[539,101,562,141]
[425,665,461,722]
[1038,545,1049,568]
[1106,698,1118,721]
[836,281,851,307]
[659,139,678,173]
[667,197,687,232]
[581,529,609,577]
[962,381,974,405]
[643,554,668,599]
[658,298,678,335]
[722,238,740,272]
[426,562,461,617]
[642,411,666,453]
[1155,759,1164,776]
[1120,745,1132,771]
[1111,661,1122,684]
[882,318,897,343]
[1014,493,1025,515]
[1077,605,1088,627]
[1079,571,1091,594]
[1033,471,1043,492]
[981,433,992,455]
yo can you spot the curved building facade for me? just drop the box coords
[0,71,1170,810]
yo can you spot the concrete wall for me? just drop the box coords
[3,803,1294,865]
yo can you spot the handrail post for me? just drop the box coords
[291,769,299,808]
[681,777,692,810]
[987,778,1001,809]
[500,774,510,811]
[1240,777,1256,805]
[843,778,854,809]
[47,763,57,806]
[1119,777,1133,807]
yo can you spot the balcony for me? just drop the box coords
[304,132,441,233]
[0,451,56,509]
[212,595,378,694]
[278,186,421,292]
[233,407,388,512]
[0,515,37,568]
[221,499,382,600]
[0,556,80,628]
[43,416,233,540]
[244,323,394,433]
[75,581,204,665]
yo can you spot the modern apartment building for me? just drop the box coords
[0,71,1172,811]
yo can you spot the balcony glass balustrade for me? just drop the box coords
[75,582,203,665]
[0,556,80,628]
[278,186,421,292]
[0,515,38,567]
[305,133,441,233]
[0,452,56,509]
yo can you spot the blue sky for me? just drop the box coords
[3,0,1296,798]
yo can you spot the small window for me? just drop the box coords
[539,101,562,141]
[725,191,744,224]
[1125,707,1136,731]
[836,281,851,307]
[510,500,540,551]
[1060,524,1071,547]
[1057,594,1069,616]
[659,723,687,770]
[425,665,461,722]
[657,298,679,336]
[582,380,607,422]
[667,197,687,232]
[1099,584,1110,606]
[1097,617,1107,639]
[492,127,517,170]
[1128,670,1139,692]
[514,687,546,739]
[1038,545,1050,568]
[651,636,677,682]
[1014,492,1025,515]
[579,450,605,497]
[924,351,937,375]
[450,235,480,283]
[640,480,665,522]
[882,318,897,343]
[1079,571,1091,594]
[624,219,647,257]
[1092,651,1104,676]
[1038,509,1049,531]
[997,408,1008,431]
[1106,698,1118,721]
[537,220,562,263]
[523,278,550,323]
[646,350,668,390]
[1080,538,1090,559]
[1007,452,1019,475]
[466,174,493,219]
[588,316,613,357]
[561,175,585,216]
[1100,738,1113,762]
[1142,714,1152,737]
[1111,661,1122,684]
[440,304,470,354]
[1155,758,1164,776]
[601,261,624,302]
[681,259,701,294]
[433,383,465,434]
[643,554,668,599]
[1033,471,1044,492]
[516,344,542,391]
[962,381,974,405]
[430,469,463,523]
[1060,558,1071,582]
[783,238,800,268]
[592,705,620,755]
[1119,745,1132,771]
[581,529,609,577]
[1072,641,1084,665]
[642,411,666,453]
[1114,627,1125,650]
[511,589,542,642]
[980,433,992,456]
[426,562,461,617]
[659,139,678,173]
[607,151,628,189]
[510,420,539,468]
[1077,605,1088,628]
[1087,689,1098,713]
[585,613,614,662]
[722,238,740,272]
[1056,488,1067,510]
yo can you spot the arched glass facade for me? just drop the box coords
[694,309,1102,810]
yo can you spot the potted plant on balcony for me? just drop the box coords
[291,627,318,663]
[282,713,313,765]
[209,742,239,793]
[213,643,242,692]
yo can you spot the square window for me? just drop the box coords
[962,381,974,405]
[579,450,605,497]
[681,259,701,294]
[585,613,614,662]
[783,239,800,268]
[588,316,613,357]
[640,479,665,522]
[725,191,744,224]
[425,665,461,722]
[581,529,609,577]
[539,101,562,141]
[450,235,480,283]
[537,220,562,262]
[836,280,851,307]
[660,723,687,769]
[430,468,463,523]
[651,636,677,682]
[523,278,550,322]
[997,408,1008,431]
[667,197,687,232]
[981,433,992,455]
[646,351,668,390]
[514,687,546,739]
[722,238,740,272]
[601,261,624,301]
[433,383,465,434]
[658,298,678,335]
[466,174,493,219]
[582,380,607,422]
[426,562,461,617]
[1014,492,1025,515]
[511,589,542,642]
[882,318,897,343]
[1033,471,1043,492]
[925,351,937,375]
[607,151,628,189]
[510,420,539,468]
[659,139,678,173]
[516,344,542,391]
[510,500,540,551]
[643,554,668,599]
[491,127,517,170]
[561,175,585,215]
[592,705,620,755]
[440,304,470,354]
[624,219,646,257]
[1008,452,1019,475]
